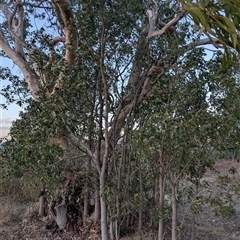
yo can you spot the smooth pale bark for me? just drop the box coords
[39,196,47,217]
[158,163,164,240]
[38,183,47,217]
[138,170,143,232]
[171,185,177,240]
[83,193,89,225]
[100,174,109,240]
[191,185,199,240]
[56,205,68,230]
[191,215,196,240]
[99,18,110,239]
[83,155,91,225]
[94,188,101,223]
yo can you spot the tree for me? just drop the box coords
[1,0,240,239]
[130,47,240,239]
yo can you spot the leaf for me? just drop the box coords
[189,12,200,25]
[193,23,200,31]
[231,33,237,48]
[199,26,205,35]
[221,16,236,33]
[230,0,240,7]
[233,16,240,30]
[198,2,204,10]
[188,7,209,30]
[213,15,233,33]
[203,0,210,7]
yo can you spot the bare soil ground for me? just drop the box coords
[1,160,240,240]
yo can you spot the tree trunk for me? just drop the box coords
[171,184,177,240]
[158,149,165,240]
[94,188,101,223]
[191,185,199,240]
[39,197,47,217]
[158,173,164,240]
[115,219,119,240]
[109,214,114,240]
[83,193,89,225]
[56,204,68,230]
[38,183,47,217]
[83,156,91,225]
[100,171,109,240]
[138,169,143,232]
[191,215,196,240]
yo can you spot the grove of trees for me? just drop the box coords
[1,0,240,239]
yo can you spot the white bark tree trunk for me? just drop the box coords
[171,184,177,240]
[158,170,164,240]
[100,171,109,240]
[94,187,101,223]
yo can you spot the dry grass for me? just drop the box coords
[1,160,240,239]
[0,176,39,223]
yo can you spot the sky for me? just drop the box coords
[0,57,23,140]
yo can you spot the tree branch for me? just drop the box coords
[108,64,164,149]
[147,9,187,38]
[50,36,66,46]
[52,0,76,64]
[0,2,28,51]
[51,1,65,29]
[13,2,25,59]
[51,0,77,94]
[185,38,221,50]
[146,0,187,38]
[146,0,158,36]
[0,29,40,98]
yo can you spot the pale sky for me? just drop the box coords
[0,57,23,139]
